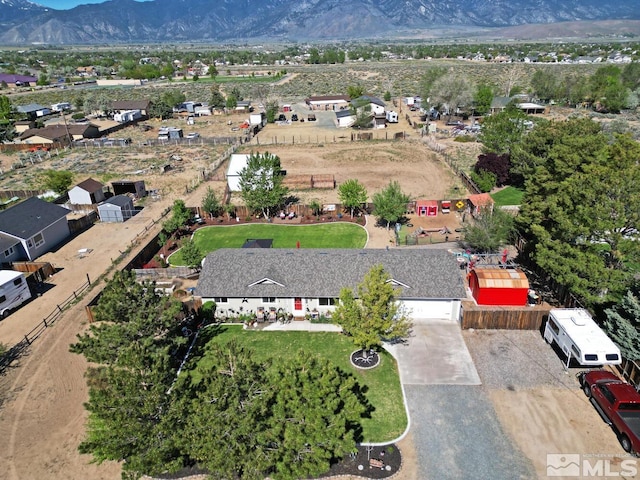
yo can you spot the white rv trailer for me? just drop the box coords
[0,270,32,318]
[543,308,621,368]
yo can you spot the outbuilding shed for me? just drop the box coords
[98,195,134,223]
[468,267,529,306]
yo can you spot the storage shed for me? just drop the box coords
[468,267,529,306]
[68,177,105,205]
[98,195,134,223]
[416,199,438,217]
[111,180,146,198]
[227,154,250,192]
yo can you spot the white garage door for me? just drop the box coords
[401,300,457,322]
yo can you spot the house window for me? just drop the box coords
[213,297,228,303]
[547,319,559,336]
[0,295,5,304]
[13,278,22,287]
[319,298,338,306]
[32,233,45,248]
[3,246,14,258]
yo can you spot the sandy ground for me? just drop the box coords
[490,388,639,479]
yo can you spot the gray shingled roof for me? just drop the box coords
[0,197,69,240]
[197,248,466,300]
[104,195,132,207]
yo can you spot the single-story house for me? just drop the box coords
[20,124,99,144]
[68,178,106,205]
[490,97,547,115]
[98,195,135,223]
[111,180,146,198]
[16,103,51,119]
[196,248,467,321]
[335,109,355,128]
[0,197,70,261]
[0,74,37,88]
[14,120,35,134]
[353,96,386,115]
[110,100,151,117]
[235,100,252,111]
[227,154,250,192]
[305,95,351,111]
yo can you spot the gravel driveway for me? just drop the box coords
[405,384,535,479]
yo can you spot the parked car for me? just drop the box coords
[578,370,640,454]
[186,132,200,139]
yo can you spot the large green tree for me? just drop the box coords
[530,68,559,103]
[239,152,288,218]
[338,179,367,218]
[162,199,192,234]
[429,74,474,120]
[604,287,640,360]
[0,95,13,120]
[478,103,530,157]
[515,118,640,305]
[462,208,514,253]
[201,186,221,218]
[473,83,493,116]
[333,265,413,354]
[180,238,203,270]
[176,341,367,480]
[71,271,186,479]
[372,181,410,230]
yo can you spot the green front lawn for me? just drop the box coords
[169,223,367,265]
[491,186,524,206]
[191,326,407,443]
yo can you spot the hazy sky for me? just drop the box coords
[36,0,144,9]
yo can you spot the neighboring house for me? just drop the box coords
[0,197,70,261]
[110,100,151,117]
[197,248,467,321]
[98,195,135,223]
[305,95,351,111]
[16,103,51,119]
[76,66,97,76]
[0,74,37,88]
[14,120,35,134]
[20,124,99,144]
[335,110,355,128]
[353,96,386,115]
[489,97,546,115]
[235,100,252,111]
[68,178,106,205]
[227,154,250,192]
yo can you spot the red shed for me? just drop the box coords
[468,267,529,306]
[416,199,438,217]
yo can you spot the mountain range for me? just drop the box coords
[0,0,639,45]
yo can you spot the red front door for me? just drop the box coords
[294,297,302,311]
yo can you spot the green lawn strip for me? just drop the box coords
[190,326,407,443]
[169,223,367,265]
[491,186,524,206]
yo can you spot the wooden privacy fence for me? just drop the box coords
[618,358,640,390]
[460,300,552,330]
[10,261,56,283]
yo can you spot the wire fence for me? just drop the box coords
[0,276,92,375]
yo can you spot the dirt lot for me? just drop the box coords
[465,330,640,480]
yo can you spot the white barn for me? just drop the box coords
[226,154,250,192]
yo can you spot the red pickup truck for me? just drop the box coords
[579,370,640,455]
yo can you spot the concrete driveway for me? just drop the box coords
[385,318,481,386]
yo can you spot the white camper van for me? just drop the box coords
[0,270,32,318]
[544,308,621,368]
